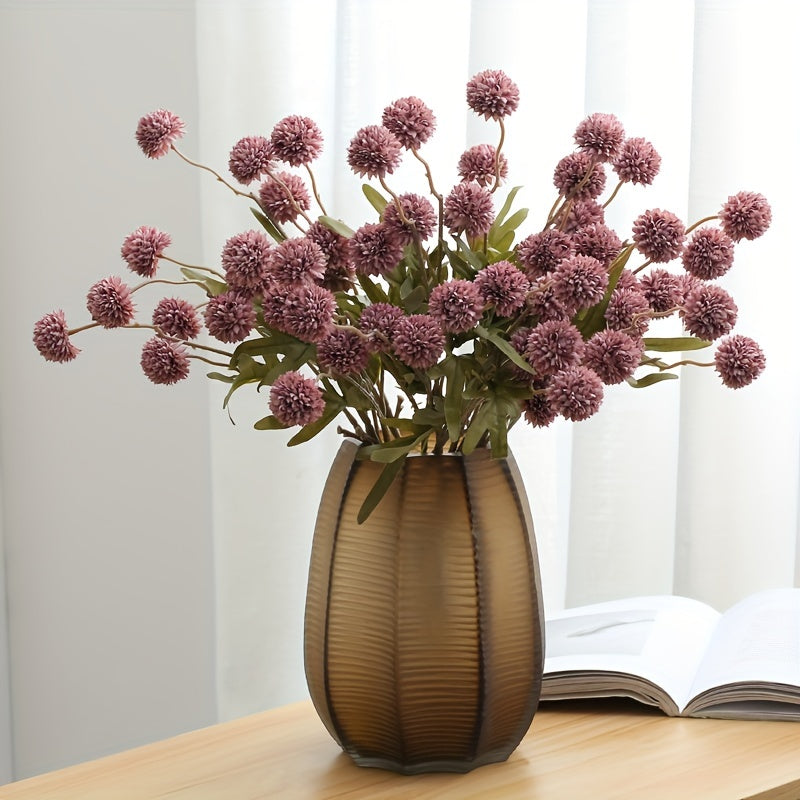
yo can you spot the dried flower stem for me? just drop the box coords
[661,358,713,370]
[131,278,210,293]
[411,148,445,246]
[182,339,234,358]
[547,157,601,228]
[603,180,624,208]
[685,215,718,235]
[67,321,102,336]
[304,164,328,216]
[491,118,507,194]
[171,145,252,201]
[162,255,226,280]
[379,175,429,286]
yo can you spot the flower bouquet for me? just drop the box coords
[34,69,770,521]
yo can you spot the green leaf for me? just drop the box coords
[401,285,427,313]
[493,186,524,229]
[626,372,679,388]
[489,207,528,251]
[475,325,535,375]
[233,332,301,357]
[357,456,407,524]
[336,293,367,317]
[253,343,315,389]
[492,230,516,253]
[499,207,528,234]
[337,379,376,411]
[215,355,271,409]
[447,251,474,280]
[443,357,465,442]
[360,429,433,463]
[381,416,432,434]
[206,371,235,384]
[250,207,286,243]
[489,415,508,458]
[455,237,488,271]
[253,415,288,431]
[411,407,445,428]
[287,403,343,446]
[362,184,389,216]
[576,244,635,338]
[179,268,228,297]
[461,402,492,455]
[319,215,355,238]
[643,336,712,352]
[357,275,390,305]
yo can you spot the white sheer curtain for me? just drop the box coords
[1,0,798,783]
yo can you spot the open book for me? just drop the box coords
[542,587,800,720]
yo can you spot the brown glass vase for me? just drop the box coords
[304,439,545,774]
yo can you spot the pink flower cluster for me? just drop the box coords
[34,68,770,445]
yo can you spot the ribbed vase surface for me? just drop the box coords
[304,439,544,774]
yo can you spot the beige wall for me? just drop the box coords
[0,0,216,779]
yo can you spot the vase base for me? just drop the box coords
[345,748,514,775]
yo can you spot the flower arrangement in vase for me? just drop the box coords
[32,67,771,774]
[33,69,769,519]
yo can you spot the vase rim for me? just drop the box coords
[341,437,497,460]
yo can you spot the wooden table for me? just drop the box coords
[2,699,800,799]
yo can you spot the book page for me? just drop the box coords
[544,595,720,711]
[687,587,800,705]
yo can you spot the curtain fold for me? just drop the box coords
[565,0,696,606]
[673,0,800,607]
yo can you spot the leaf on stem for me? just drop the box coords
[319,215,355,238]
[626,372,679,388]
[362,184,389,216]
[250,207,286,243]
[475,325,535,374]
[643,336,712,352]
[576,244,634,338]
[253,415,289,431]
[461,402,492,455]
[357,455,408,524]
[492,186,524,229]
[287,402,344,446]
[442,356,465,442]
[179,268,228,297]
[358,429,433,463]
